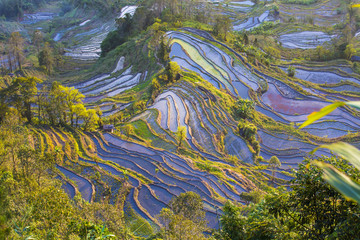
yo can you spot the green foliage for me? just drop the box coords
[158,36,170,65]
[0,76,100,130]
[219,157,360,239]
[0,172,11,238]
[264,46,281,59]
[219,201,247,240]
[158,192,207,239]
[8,31,24,71]
[169,192,205,223]
[308,141,360,204]
[0,113,151,239]
[239,189,263,204]
[0,0,46,19]
[151,79,160,92]
[38,42,55,74]
[249,21,279,35]
[157,208,207,240]
[315,46,331,61]
[345,44,356,60]
[0,76,42,123]
[269,156,281,182]
[232,99,255,120]
[122,124,134,139]
[237,120,257,140]
[195,161,221,174]
[101,6,156,57]
[213,15,232,41]
[237,119,259,155]
[165,61,181,83]
[287,65,296,77]
[176,126,186,148]
[101,31,127,57]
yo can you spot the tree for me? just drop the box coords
[45,82,67,125]
[243,33,249,45]
[61,86,84,126]
[45,82,85,126]
[344,44,356,60]
[0,114,26,174]
[219,156,360,239]
[269,156,281,183]
[158,192,207,239]
[237,120,257,140]
[165,61,181,82]
[82,109,99,131]
[158,208,207,240]
[213,15,232,41]
[316,46,326,60]
[233,99,255,119]
[239,189,263,204]
[287,65,296,77]
[72,104,86,127]
[95,106,103,129]
[169,192,205,224]
[9,32,24,70]
[158,36,169,65]
[11,76,43,123]
[152,79,161,92]
[176,126,186,148]
[32,30,43,53]
[149,18,166,48]
[220,201,246,240]
[270,157,360,239]
[123,125,134,139]
[38,42,55,74]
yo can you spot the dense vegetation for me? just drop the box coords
[0,0,48,19]
[1,0,360,239]
[219,157,360,239]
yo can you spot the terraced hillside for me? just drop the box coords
[166,30,360,165]
[30,125,264,229]
[55,19,360,228]
[4,0,360,237]
[61,6,137,61]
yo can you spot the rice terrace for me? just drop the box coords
[1,0,360,239]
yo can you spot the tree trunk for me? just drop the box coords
[8,54,12,72]
[25,102,32,123]
[17,52,21,70]
[38,95,41,122]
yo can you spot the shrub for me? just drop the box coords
[165,61,181,82]
[287,66,296,77]
[233,99,255,119]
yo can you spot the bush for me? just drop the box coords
[287,66,296,77]
[233,99,255,119]
[238,120,257,140]
[100,31,127,57]
[238,120,260,154]
[165,61,181,82]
